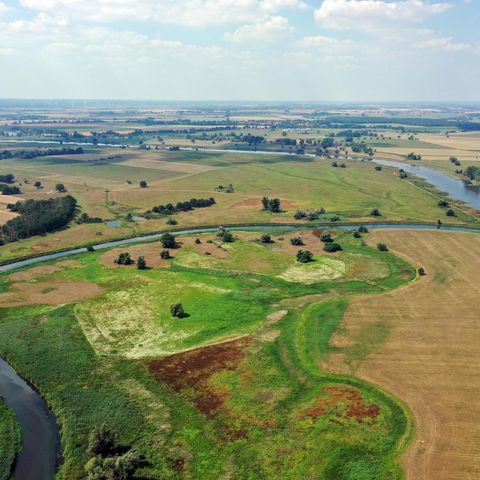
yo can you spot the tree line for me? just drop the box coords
[1,196,77,243]
[149,197,215,215]
[0,146,84,160]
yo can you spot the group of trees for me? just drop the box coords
[77,212,103,224]
[465,165,480,182]
[294,208,326,221]
[85,425,144,480]
[296,250,313,263]
[0,184,20,195]
[261,196,281,213]
[1,196,77,243]
[215,184,234,193]
[0,146,83,160]
[150,197,215,215]
[0,174,14,183]
[114,252,148,269]
[407,152,421,161]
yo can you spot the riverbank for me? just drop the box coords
[0,399,20,480]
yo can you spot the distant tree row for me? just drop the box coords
[1,196,77,243]
[149,197,215,215]
[0,184,20,195]
[0,174,14,183]
[0,146,83,160]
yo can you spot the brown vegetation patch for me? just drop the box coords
[148,337,251,417]
[180,236,230,258]
[99,243,172,269]
[275,230,334,255]
[9,260,81,281]
[299,386,379,423]
[0,280,103,307]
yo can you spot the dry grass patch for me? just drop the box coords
[9,260,81,281]
[0,280,103,307]
[99,243,172,269]
[325,229,480,480]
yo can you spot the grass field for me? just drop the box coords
[325,229,480,480]
[0,229,416,479]
[0,399,20,480]
[1,144,478,264]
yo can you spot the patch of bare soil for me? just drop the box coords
[324,230,480,480]
[148,337,251,417]
[9,260,81,281]
[0,280,103,307]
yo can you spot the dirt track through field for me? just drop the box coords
[326,229,480,480]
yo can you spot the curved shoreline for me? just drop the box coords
[0,357,61,480]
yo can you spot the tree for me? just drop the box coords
[87,245,95,252]
[446,209,456,217]
[55,183,66,192]
[160,250,171,259]
[377,243,388,252]
[34,181,42,188]
[370,208,381,217]
[261,196,269,211]
[438,200,449,208]
[296,250,313,263]
[136,256,147,270]
[290,236,304,246]
[87,424,118,457]
[260,233,273,243]
[353,230,361,238]
[114,252,133,265]
[170,303,185,318]
[358,225,369,233]
[195,238,201,244]
[268,198,281,213]
[139,180,147,188]
[324,243,342,253]
[418,267,426,276]
[222,231,234,243]
[374,165,382,171]
[160,233,176,248]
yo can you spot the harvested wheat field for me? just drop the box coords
[326,229,480,480]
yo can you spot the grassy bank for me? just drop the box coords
[0,400,21,480]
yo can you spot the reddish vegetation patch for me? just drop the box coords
[99,243,172,269]
[299,386,379,423]
[148,337,251,417]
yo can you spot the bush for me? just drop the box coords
[290,236,304,246]
[170,303,186,318]
[446,209,456,217]
[55,183,66,192]
[139,180,147,188]
[136,256,147,270]
[222,231,234,243]
[377,243,389,252]
[166,218,178,225]
[160,233,176,248]
[438,200,449,208]
[323,243,342,253]
[195,238,201,244]
[87,424,118,457]
[319,231,332,243]
[260,234,273,243]
[160,250,171,259]
[87,245,95,252]
[296,250,314,263]
[370,208,381,217]
[114,252,133,265]
[418,267,426,276]
[353,231,361,238]
[358,225,369,233]
[374,165,382,171]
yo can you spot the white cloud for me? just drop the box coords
[412,34,477,52]
[0,2,7,14]
[315,0,452,31]
[19,0,306,25]
[8,13,68,33]
[297,34,353,49]
[226,16,293,43]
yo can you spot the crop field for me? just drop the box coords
[0,228,417,479]
[325,229,480,480]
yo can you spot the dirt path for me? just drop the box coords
[325,229,480,480]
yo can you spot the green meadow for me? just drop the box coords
[0,230,415,479]
[0,400,20,480]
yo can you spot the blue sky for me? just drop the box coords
[0,0,478,101]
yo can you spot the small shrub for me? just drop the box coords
[438,200,449,208]
[136,256,147,270]
[166,218,178,225]
[139,180,147,188]
[170,303,186,318]
[114,252,133,265]
[418,267,426,276]
[446,209,456,217]
[260,233,273,243]
[160,250,171,259]
[290,236,304,246]
[324,243,342,253]
[296,250,314,263]
[160,233,176,248]
[353,231,361,238]
[358,225,369,233]
[86,245,95,252]
[195,238,201,244]
[370,208,381,217]
[377,243,388,252]
[319,231,332,243]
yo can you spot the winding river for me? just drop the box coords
[0,358,61,480]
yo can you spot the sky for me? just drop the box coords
[0,0,478,101]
